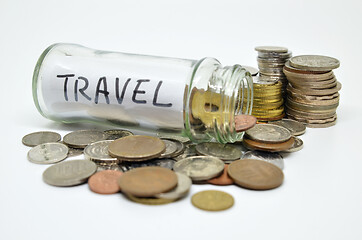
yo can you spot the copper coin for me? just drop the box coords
[234,115,257,132]
[207,164,234,186]
[118,167,177,197]
[108,135,166,161]
[88,170,123,194]
[243,136,295,152]
[228,159,284,190]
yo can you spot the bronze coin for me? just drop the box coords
[228,159,284,190]
[88,170,123,194]
[243,136,295,152]
[207,164,234,186]
[118,167,178,197]
[234,115,257,132]
[108,135,166,161]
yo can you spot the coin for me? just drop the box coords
[207,164,234,185]
[63,130,108,149]
[282,137,303,153]
[22,131,61,147]
[66,146,83,157]
[43,160,97,187]
[173,143,197,161]
[125,194,175,205]
[289,55,340,71]
[234,115,257,132]
[108,135,166,161]
[156,133,191,143]
[284,61,331,75]
[228,159,284,190]
[269,118,306,136]
[255,46,288,53]
[88,170,123,194]
[305,119,337,128]
[104,129,133,140]
[160,138,185,158]
[84,140,119,165]
[155,172,192,200]
[173,156,225,181]
[241,65,259,76]
[246,124,291,143]
[120,158,176,171]
[242,150,284,169]
[195,142,242,161]
[159,139,178,158]
[191,190,234,211]
[118,166,178,197]
[97,164,124,172]
[27,142,69,164]
[243,136,295,152]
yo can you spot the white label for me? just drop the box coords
[39,51,192,130]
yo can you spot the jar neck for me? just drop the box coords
[185,58,253,143]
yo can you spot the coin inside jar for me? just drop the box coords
[108,135,166,161]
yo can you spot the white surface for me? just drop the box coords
[1,0,362,239]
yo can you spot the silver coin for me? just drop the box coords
[255,46,288,53]
[195,142,242,161]
[173,143,197,161]
[289,55,340,71]
[160,140,178,158]
[282,137,303,153]
[155,172,192,200]
[242,150,284,169]
[156,133,191,143]
[63,130,108,148]
[173,156,224,181]
[67,147,84,157]
[43,160,97,186]
[258,51,292,59]
[104,129,134,140]
[97,164,124,172]
[22,131,61,147]
[28,142,69,164]
[246,124,291,143]
[160,138,185,158]
[269,119,306,136]
[120,158,176,171]
[84,140,119,164]
[241,65,259,76]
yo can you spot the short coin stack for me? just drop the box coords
[255,46,292,96]
[248,76,285,121]
[243,124,295,152]
[283,55,341,128]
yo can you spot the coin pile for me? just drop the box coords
[283,55,341,128]
[23,116,306,211]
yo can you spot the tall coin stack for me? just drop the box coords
[283,55,341,128]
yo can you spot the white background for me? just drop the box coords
[1,0,362,239]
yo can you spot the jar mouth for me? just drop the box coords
[185,58,253,143]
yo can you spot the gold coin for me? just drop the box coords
[108,135,166,161]
[126,194,175,205]
[191,190,234,211]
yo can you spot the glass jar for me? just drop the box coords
[33,43,253,143]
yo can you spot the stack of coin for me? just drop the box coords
[243,124,295,152]
[255,46,292,95]
[283,55,341,128]
[246,76,285,121]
